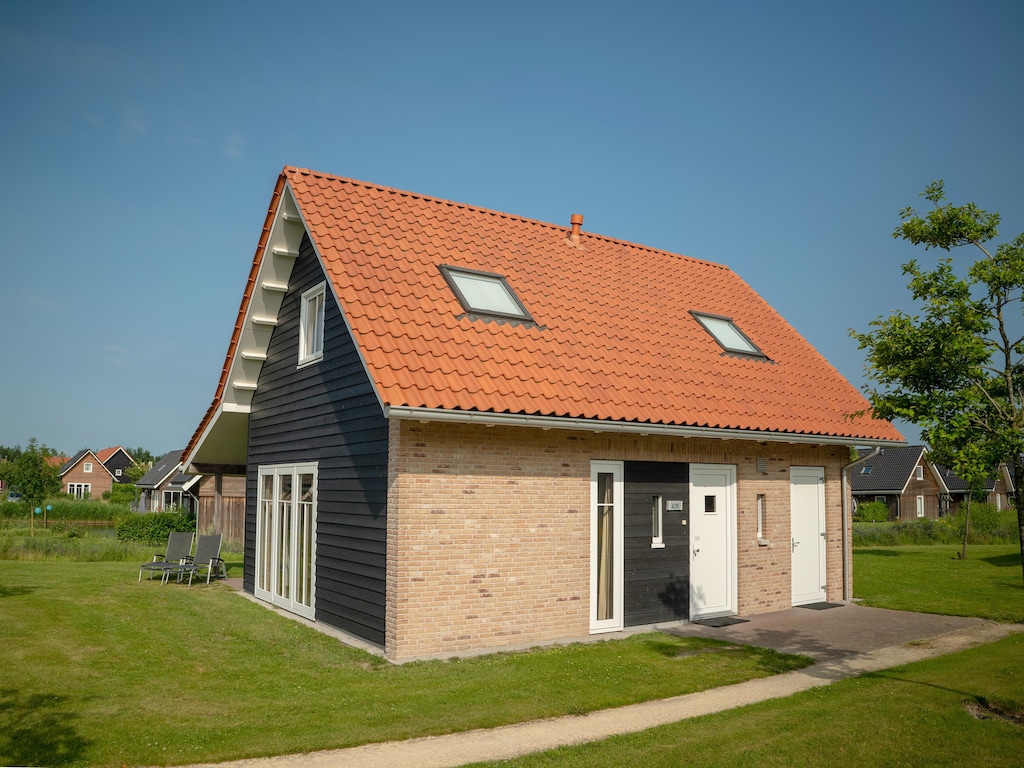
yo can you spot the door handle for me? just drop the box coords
[693,548,700,557]
[792,538,799,552]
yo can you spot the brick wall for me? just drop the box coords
[386,419,852,661]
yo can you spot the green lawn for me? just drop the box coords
[462,545,1024,767]
[4,546,1024,767]
[854,544,1024,623]
[465,633,1024,767]
[0,561,807,768]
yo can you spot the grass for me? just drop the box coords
[463,634,1024,767]
[0,561,808,768]
[458,545,1024,767]
[5,542,1024,767]
[854,544,1024,623]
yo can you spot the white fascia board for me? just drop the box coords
[384,406,905,448]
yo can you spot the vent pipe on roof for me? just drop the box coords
[569,213,583,244]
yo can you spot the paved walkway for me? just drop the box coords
[172,603,1023,768]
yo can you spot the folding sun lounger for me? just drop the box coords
[161,534,226,586]
[139,531,195,582]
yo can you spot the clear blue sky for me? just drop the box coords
[2,0,1021,458]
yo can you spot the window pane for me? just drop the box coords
[450,271,524,316]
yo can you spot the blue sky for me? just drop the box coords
[1,0,1021,458]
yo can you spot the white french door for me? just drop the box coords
[255,463,317,619]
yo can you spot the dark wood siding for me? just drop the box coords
[623,461,689,626]
[247,231,389,646]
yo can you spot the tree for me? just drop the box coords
[0,438,62,509]
[852,181,1024,582]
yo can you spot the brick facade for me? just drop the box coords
[386,419,852,661]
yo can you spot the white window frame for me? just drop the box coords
[915,466,924,481]
[67,483,91,499]
[756,493,766,539]
[163,490,182,509]
[299,282,326,367]
[916,495,925,518]
[651,495,665,548]
[83,462,93,473]
[590,461,624,633]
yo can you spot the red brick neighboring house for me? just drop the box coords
[60,449,116,500]
[183,167,904,662]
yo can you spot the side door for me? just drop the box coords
[790,466,826,605]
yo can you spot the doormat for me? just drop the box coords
[797,602,843,611]
[693,617,749,627]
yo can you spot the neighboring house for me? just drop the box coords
[934,462,1015,513]
[850,446,946,520]
[94,446,135,484]
[136,451,197,513]
[60,449,116,500]
[183,166,904,662]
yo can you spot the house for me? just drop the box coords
[850,446,946,519]
[94,446,135,483]
[136,451,198,513]
[934,462,1015,513]
[60,449,116,499]
[183,167,904,662]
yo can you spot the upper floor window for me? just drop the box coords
[915,466,924,480]
[83,462,93,473]
[299,282,326,366]
[440,265,533,323]
[691,312,766,359]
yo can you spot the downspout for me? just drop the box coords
[842,447,881,603]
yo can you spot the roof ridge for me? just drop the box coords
[282,166,726,270]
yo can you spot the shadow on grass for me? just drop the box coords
[981,553,1022,568]
[854,548,908,557]
[0,689,91,766]
[0,585,34,598]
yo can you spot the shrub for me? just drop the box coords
[107,483,140,506]
[947,503,1020,545]
[854,501,890,523]
[115,509,195,546]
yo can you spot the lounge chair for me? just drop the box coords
[138,531,195,582]
[161,534,225,585]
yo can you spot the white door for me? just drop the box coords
[689,464,737,619]
[790,466,826,605]
[590,461,624,633]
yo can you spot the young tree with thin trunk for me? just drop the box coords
[853,181,1024,581]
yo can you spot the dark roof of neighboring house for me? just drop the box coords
[136,450,184,489]
[59,449,114,478]
[185,167,904,469]
[850,446,927,493]
[60,449,91,475]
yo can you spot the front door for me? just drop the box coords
[689,464,736,619]
[790,466,826,605]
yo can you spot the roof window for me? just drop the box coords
[440,265,532,323]
[691,312,765,358]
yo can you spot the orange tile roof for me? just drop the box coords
[185,167,903,461]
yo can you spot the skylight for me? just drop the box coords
[691,312,765,358]
[440,265,532,322]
